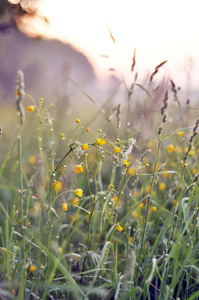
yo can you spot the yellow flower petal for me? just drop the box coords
[123,160,130,167]
[128,166,136,176]
[114,147,121,153]
[82,143,89,150]
[159,182,166,191]
[28,155,36,165]
[167,144,174,153]
[132,211,138,218]
[53,181,62,192]
[74,165,83,174]
[62,203,68,211]
[151,206,157,212]
[72,197,80,206]
[114,223,123,232]
[75,188,83,197]
[29,265,36,273]
[27,105,34,112]
[97,138,106,146]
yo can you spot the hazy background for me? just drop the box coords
[20,0,199,90]
[1,0,199,107]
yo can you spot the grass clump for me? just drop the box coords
[0,63,199,300]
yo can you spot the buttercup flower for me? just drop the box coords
[74,165,83,174]
[29,265,36,273]
[82,143,89,150]
[123,160,130,167]
[128,167,136,176]
[75,188,83,197]
[132,211,138,218]
[27,105,34,112]
[72,197,80,206]
[97,138,106,146]
[114,147,121,153]
[113,195,121,207]
[159,182,166,191]
[177,131,184,137]
[145,185,151,193]
[167,144,174,153]
[28,155,36,165]
[114,223,123,232]
[53,181,62,193]
[62,203,68,211]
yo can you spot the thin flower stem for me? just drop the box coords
[46,145,74,249]
[17,135,26,299]
[137,138,161,273]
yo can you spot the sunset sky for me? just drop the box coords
[22,0,199,89]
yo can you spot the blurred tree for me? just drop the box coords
[0,0,44,32]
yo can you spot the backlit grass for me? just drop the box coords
[0,66,199,300]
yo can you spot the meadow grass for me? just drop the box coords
[1,68,199,300]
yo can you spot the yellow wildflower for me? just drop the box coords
[132,211,138,218]
[28,155,36,165]
[58,247,63,253]
[62,203,68,211]
[185,146,195,155]
[145,163,150,167]
[60,133,66,140]
[97,138,106,146]
[145,185,151,194]
[27,106,34,112]
[72,197,80,206]
[75,119,80,123]
[123,160,130,167]
[75,188,83,197]
[82,143,89,150]
[161,168,169,178]
[114,223,123,232]
[74,165,83,174]
[133,191,139,198]
[189,149,195,156]
[53,181,62,193]
[159,182,166,191]
[29,265,36,273]
[0,247,7,253]
[192,168,198,175]
[138,203,144,209]
[129,236,133,243]
[114,147,121,153]
[151,206,157,212]
[167,144,174,153]
[172,200,179,206]
[147,140,156,148]
[128,166,136,176]
[113,195,121,207]
[177,131,184,137]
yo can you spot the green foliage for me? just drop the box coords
[0,69,199,299]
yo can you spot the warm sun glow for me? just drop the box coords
[21,0,199,89]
